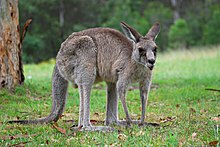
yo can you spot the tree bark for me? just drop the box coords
[59,0,65,41]
[170,0,181,22]
[0,0,24,90]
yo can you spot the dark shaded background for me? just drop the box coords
[19,0,220,63]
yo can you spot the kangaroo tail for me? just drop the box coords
[8,64,68,124]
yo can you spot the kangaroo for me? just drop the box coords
[8,22,160,131]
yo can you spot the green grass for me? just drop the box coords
[0,47,220,146]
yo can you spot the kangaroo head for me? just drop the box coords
[120,22,160,70]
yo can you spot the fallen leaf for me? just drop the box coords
[136,130,145,136]
[209,140,219,147]
[191,132,197,140]
[46,140,49,145]
[71,132,77,136]
[52,123,66,134]
[211,117,220,122]
[90,120,98,124]
[198,128,203,131]
[67,137,74,143]
[160,116,177,123]
[90,120,104,125]
[93,112,99,117]
[200,109,208,114]
[178,138,186,147]
[190,108,196,113]
[176,104,180,108]
[51,137,59,143]
[109,142,118,147]
[118,134,127,141]
[11,141,30,146]
[80,138,85,144]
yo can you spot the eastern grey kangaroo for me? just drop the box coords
[8,22,160,131]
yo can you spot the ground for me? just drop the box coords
[0,47,219,146]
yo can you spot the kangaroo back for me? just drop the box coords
[8,64,68,124]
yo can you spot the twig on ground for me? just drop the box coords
[205,88,220,92]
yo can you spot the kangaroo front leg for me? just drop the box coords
[139,76,152,125]
[117,80,132,126]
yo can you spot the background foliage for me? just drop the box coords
[19,0,220,63]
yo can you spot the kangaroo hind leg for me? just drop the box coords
[105,82,118,126]
[73,82,114,132]
[63,36,113,131]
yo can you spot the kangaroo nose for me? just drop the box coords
[148,59,155,64]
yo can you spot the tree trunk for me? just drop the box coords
[59,0,65,41]
[0,0,24,90]
[170,0,181,22]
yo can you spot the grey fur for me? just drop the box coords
[8,22,160,131]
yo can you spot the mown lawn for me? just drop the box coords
[0,47,219,146]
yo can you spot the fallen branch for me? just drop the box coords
[205,88,220,92]
[21,19,32,44]
[52,123,66,135]
[18,18,32,84]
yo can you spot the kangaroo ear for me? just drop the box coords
[145,22,160,41]
[120,22,141,43]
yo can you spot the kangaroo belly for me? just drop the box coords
[96,50,130,83]
[96,53,131,83]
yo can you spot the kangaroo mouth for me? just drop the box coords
[146,63,154,70]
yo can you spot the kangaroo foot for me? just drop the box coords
[116,120,131,126]
[117,120,159,127]
[71,126,114,132]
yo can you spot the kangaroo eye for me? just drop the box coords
[153,46,157,52]
[138,47,145,55]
